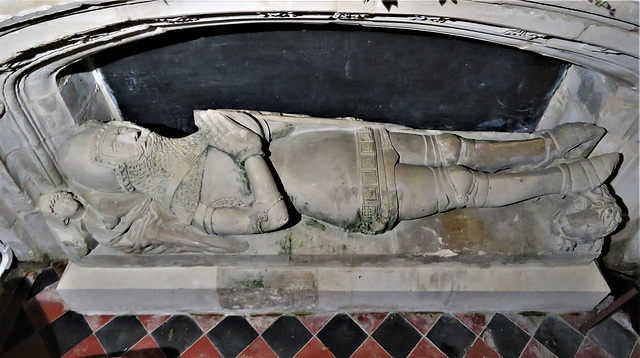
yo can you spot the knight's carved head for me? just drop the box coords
[94,122,151,166]
[57,121,150,192]
[552,186,622,249]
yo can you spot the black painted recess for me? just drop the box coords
[89,24,569,136]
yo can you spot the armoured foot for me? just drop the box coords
[538,122,606,165]
[555,153,620,195]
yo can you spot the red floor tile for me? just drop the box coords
[402,313,441,335]
[190,314,224,334]
[574,338,613,358]
[123,335,166,358]
[559,313,590,331]
[632,342,640,358]
[350,313,388,334]
[295,337,335,358]
[23,286,69,329]
[520,338,558,358]
[351,337,392,358]
[62,334,107,358]
[85,315,115,332]
[297,314,333,334]
[407,338,447,358]
[182,336,223,358]
[246,315,280,334]
[137,314,171,333]
[237,336,278,358]
[465,338,500,358]
[454,313,491,336]
[2,333,52,358]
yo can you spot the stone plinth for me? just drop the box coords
[57,262,609,315]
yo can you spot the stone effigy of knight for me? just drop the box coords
[49,109,622,255]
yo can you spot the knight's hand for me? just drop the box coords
[196,110,264,163]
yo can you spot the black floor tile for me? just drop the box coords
[316,313,368,358]
[426,313,476,358]
[27,268,59,299]
[534,315,584,358]
[262,315,313,358]
[207,315,258,358]
[95,315,147,356]
[40,310,92,357]
[0,308,35,354]
[479,313,530,358]
[372,313,422,358]
[587,317,638,358]
[151,315,204,358]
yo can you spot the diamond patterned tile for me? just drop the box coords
[1,332,52,358]
[95,315,147,356]
[190,315,224,334]
[207,315,258,358]
[351,337,392,358]
[534,315,584,358]
[151,315,203,357]
[182,336,222,358]
[504,313,544,336]
[559,312,589,331]
[574,338,613,358]
[454,313,492,336]
[294,337,335,358]
[26,267,59,299]
[138,314,171,333]
[85,315,115,332]
[317,313,368,358]
[426,313,476,358]
[465,338,500,358]
[40,310,93,357]
[480,313,530,358]
[23,286,69,330]
[631,341,640,358]
[587,317,638,358]
[124,335,166,358]
[0,308,35,354]
[520,338,557,358]
[238,337,278,358]
[262,315,313,358]
[246,315,280,334]
[407,338,447,358]
[297,314,333,335]
[51,260,68,278]
[61,334,106,358]
[401,312,442,335]
[350,313,388,334]
[372,313,422,358]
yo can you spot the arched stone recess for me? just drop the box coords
[0,0,637,266]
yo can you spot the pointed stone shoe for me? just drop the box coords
[556,153,620,195]
[538,122,606,164]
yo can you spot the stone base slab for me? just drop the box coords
[57,262,609,314]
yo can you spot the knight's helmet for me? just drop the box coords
[57,120,142,192]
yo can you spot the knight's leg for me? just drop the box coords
[389,123,605,172]
[395,153,619,220]
[390,131,547,172]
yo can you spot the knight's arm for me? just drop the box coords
[193,110,289,235]
[200,155,289,235]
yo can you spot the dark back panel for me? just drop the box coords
[90,24,569,136]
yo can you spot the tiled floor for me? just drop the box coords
[1,266,639,358]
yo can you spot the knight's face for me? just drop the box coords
[100,125,150,160]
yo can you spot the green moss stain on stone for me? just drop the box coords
[305,218,326,231]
